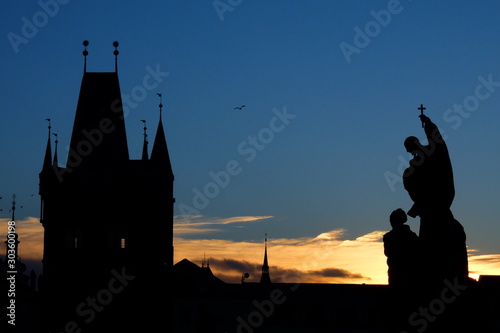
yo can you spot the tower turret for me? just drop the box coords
[52,133,58,167]
[150,93,174,177]
[41,119,52,173]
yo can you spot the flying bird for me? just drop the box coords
[234,105,246,110]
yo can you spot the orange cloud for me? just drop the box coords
[467,252,500,281]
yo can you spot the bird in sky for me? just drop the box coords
[234,105,246,110]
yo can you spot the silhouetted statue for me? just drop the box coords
[403,114,455,220]
[402,114,465,284]
[383,209,420,286]
[396,112,473,333]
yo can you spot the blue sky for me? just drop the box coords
[1,1,500,282]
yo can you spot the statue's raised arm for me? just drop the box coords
[403,114,455,218]
[419,114,447,154]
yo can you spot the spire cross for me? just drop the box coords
[157,93,163,120]
[82,40,89,73]
[113,41,119,73]
[418,104,426,128]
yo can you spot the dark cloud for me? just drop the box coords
[309,267,368,279]
[269,268,303,283]
[208,258,305,283]
[209,258,260,275]
[207,258,368,283]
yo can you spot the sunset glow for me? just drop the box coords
[4,216,498,285]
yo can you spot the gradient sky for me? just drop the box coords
[1,1,500,284]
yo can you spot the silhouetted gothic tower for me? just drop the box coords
[39,41,174,332]
[260,235,271,284]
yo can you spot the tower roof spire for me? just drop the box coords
[150,93,173,176]
[68,42,129,172]
[52,133,59,167]
[42,118,52,172]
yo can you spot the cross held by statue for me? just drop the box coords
[418,104,426,127]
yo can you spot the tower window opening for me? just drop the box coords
[120,237,126,249]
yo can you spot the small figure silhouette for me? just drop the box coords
[383,209,421,333]
[234,105,245,110]
[383,208,420,286]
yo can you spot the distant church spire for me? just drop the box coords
[260,234,271,284]
[5,194,20,264]
[42,118,52,172]
[141,120,148,160]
